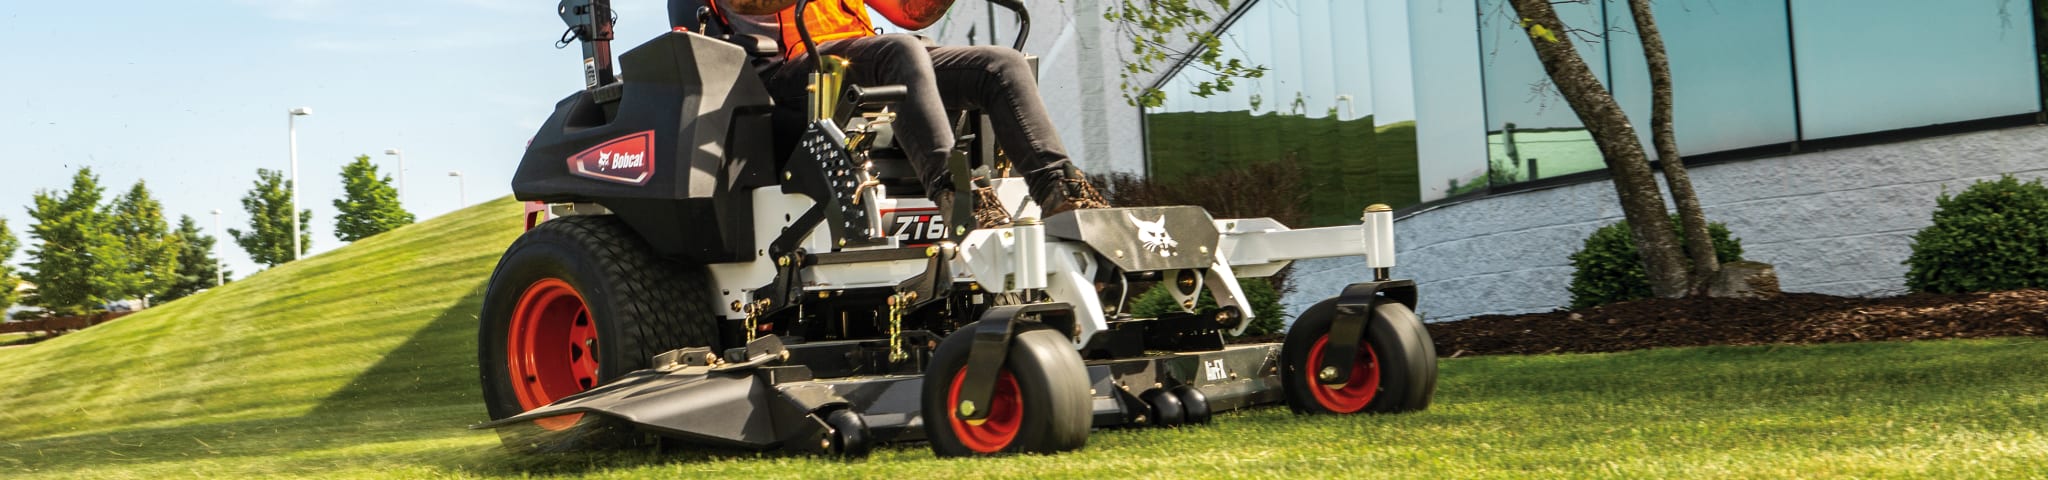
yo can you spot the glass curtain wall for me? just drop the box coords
[1147,0,2042,220]
[1145,0,1422,226]
[1477,0,2040,187]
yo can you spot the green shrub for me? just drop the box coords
[1904,175,2048,294]
[1129,276,1287,336]
[1567,215,1743,309]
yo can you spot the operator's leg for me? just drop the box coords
[769,35,957,196]
[926,45,1108,212]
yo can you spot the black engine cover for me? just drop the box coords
[514,31,778,263]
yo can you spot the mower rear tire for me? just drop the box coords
[922,321,1091,457]
[1281,298,1436,415]
[478,215,720,452]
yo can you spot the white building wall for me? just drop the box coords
[1286,126,2048,321]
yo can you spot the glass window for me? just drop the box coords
[1146,0,1421,225]
[1606,0,1797,157]
[1791,0,2040,139]
[1408,0,1491,203]
[1477,0,1609,184]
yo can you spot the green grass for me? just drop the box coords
[0,332,34,346]
[3,196,2046,478]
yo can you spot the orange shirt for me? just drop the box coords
[773,0,876,57]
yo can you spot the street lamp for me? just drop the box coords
[448,170,466,207]
[288,106,313,261]
[384,148,407,206]
[211,209,225,287]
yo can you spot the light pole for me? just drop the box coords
[211,209,225,287]
[448,170,466,207]
[384,148,407,206]
[288,107,313,261]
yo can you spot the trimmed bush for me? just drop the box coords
[1129,277,1287,336]
[1567,215,1743,309]
[1904,175,2048,293]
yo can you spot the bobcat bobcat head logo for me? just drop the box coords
[1126,212,1178,257]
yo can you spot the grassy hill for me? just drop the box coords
[0,196,525,477]
[2,196,2046,478]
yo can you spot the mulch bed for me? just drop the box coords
[1427,289,2048,356]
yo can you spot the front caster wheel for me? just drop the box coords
[824,409,872,458]
[921,322,1091,457]
[1281,299,1436,415]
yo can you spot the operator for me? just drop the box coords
[708,0,1109,226]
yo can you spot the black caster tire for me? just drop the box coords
[1170,385,1212,425]
[921,321,1091,457]
[478,216,721,453]
[1141,389,1186,427]
[1281,299,1436,415]
[825,409,873,458]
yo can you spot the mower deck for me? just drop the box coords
[479,336,1285,452]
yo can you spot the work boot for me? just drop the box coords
[1039,166,1111,216]
[933,187,1013,229]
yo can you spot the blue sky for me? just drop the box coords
[0,0,792,280]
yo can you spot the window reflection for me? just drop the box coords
[1606,0,1796,158]
[1791,0,2039,138]
[1146,0,1421,225]
[1478,0,1607,184]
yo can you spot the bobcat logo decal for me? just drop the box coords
[1127,212,1178,257]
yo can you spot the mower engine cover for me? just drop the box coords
[513,31,779,263]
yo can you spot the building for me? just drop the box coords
[926,0,2048,321]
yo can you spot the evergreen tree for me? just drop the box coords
[0,217,20,313]
[332,155,414,242]
[106,181,182,303]
[23,168,125,315]
[229,169,312,267]
[159,215,228,303]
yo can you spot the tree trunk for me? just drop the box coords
[1506,0,1689,298]
[1626,0,1720,294]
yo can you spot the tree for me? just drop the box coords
[106,181,182,304]
[1106,0,1268,107]
[22,168,126,315]
[230,169,312,267]
[1503,0,1701,298]
[0,217,20,313]
[160,215,229,303]
[332,155,414,242]
[1624,0,1719,292]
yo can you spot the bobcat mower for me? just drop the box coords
[474,0,1437,457]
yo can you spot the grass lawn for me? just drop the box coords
[2,196,2045,478]
[0,331,34,346]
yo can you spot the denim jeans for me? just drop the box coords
[769,34,1075,203]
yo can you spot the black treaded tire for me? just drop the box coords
[921,321,1091,457]
[1281,299,1436,415]
[478,215,720,452]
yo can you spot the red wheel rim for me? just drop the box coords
[945,368,1024,453]
[507,278,599,430]
[1304,334,1381,413]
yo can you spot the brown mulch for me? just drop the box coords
[1427,289,2048,357]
